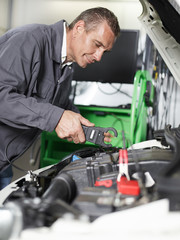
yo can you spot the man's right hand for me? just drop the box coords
[55,110,94,144]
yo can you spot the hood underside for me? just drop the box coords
[138,0,180,85]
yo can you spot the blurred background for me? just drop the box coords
[0,0,142,31]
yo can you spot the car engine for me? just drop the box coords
[0,124,180,240]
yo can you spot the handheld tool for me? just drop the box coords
[82,125,118,148]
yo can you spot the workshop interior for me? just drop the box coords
[0,0,180,239]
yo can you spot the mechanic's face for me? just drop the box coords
[70,20,115,68]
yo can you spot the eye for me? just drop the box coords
[96,43,101,48]
[94,41,102,48]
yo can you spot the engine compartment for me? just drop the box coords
[1,124,180,235]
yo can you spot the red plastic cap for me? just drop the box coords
[117,176,140,196]
[94,179,113,188]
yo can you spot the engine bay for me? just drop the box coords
[1,124,180,239]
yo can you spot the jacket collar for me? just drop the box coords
[49,20,65,64]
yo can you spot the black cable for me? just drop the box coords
[127,139,148,197]
[96,82,132,99]
[97,82,120,95]
[110,83,132,98]
[110,113,125,130]
[110,83,122,92]
[133,97,144,136]
[108,112,127,148]
[5,131,41,174]
[7,161,29,174]
[122,130,126,149]
[107,96,149,194]
[5,134,29,174]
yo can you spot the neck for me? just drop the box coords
[65,27,74,63]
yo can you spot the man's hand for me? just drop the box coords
[55,110,94,144]
[104,131,114,143]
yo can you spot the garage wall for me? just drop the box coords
[0,0,9,35]
[10,0,142,30]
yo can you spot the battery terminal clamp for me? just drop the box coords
[82,125,118,148]
[117,149,140,196]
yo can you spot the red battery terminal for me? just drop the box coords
[116,176,140,196]
[117,149,140,196]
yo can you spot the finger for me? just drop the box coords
[73,134,81,144]
[80,116,95,127]
[104,132,114,138]
[104,131,115,143]
[104,136,112,142]
[67,137,73,142]
[77,125,86,143]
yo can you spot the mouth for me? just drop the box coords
[85,55,94,64]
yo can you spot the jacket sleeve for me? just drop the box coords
[0,31,63,132]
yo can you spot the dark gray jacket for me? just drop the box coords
[0,20,76,171]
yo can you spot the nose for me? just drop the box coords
[93,48,104,62]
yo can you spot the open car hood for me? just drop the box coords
[138,0,180,85]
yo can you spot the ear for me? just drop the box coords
[72,20,85,37]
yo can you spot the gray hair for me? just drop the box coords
[69,7,120,37]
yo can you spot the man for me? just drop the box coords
[0,7,120,184]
